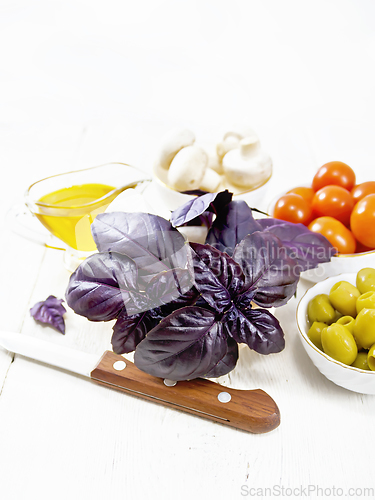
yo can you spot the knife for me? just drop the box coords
[0,331,280,434]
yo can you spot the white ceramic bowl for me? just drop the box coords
[301,251,375,283]
[268,191,375,283]
[296,273,375,394]
[152,162,272,212]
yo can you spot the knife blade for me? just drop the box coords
[0,331,280,434]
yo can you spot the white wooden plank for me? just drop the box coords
[0,123,86,393]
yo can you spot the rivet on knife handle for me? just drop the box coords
[90,351,280,434]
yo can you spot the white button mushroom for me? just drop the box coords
[223,125,257,142]
[216,135,240,162]
[217,126,257,162]
[202,143,223,174]
[155,128,195,170]
[207,153,223,175]
[199,167,222,192]
[222,136,272,189]
[167,145,208,191]
[177,226,208,244]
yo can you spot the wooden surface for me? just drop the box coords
[1,1,375,499]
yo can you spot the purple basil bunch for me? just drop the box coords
[65,191,335,381]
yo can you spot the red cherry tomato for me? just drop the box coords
[350,194,375,249]
[273,193,312,225]
[311,185,354,226]
[308,216,356,254]
[351,181,375,203]
[312,161,356,192]
[286,186,315,204]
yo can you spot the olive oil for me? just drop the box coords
[35,183,118,251]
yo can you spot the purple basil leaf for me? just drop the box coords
[30,295,66,334]
[65,252,148,321]
[207,190,233,213]
[190,242,245,313]
[157,286,200,317]
[112,308,165,354]
[134,306,228,381]
[146,268,197,310]
[146,268,194,309]
[193,295,219,312]
[205,200,263,255]
[225,305,285,354]
[171,190,232,227]
[204,336,239,378]
[91,212,191,284]
[257,218,336,271]
[233,288,257,311]
[182,211,214,228]
[233,231,300,308]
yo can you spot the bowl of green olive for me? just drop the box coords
[296,268,375,394]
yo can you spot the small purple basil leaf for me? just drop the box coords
[146,268,195,309]
[171,192,218,227]
[257,218,336,271]
[190,242,245,313]
[92,212,191,283]
[112,309,164,354]
[171,190,232,227]
[204,336,239,378]
[205,200,263,255]
[225,305,285,354]
[208,190,233,213]
[181,211,214,228]
[30,295,66,334]
[233,288,257,311]
[44,295,66,316]
[233,231,300,308]
[65,252,147,321]
[134,306,228,381]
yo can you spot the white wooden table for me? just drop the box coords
[1,2,375,499]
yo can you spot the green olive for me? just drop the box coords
[356,291,375,314]
[336,315,361,348]
[351,351,371,370]
[321,323,358,365]
[329,281,360,317]
[353,308,375,349]
[333,310,343,322]
[307,294,336,324]
[336,315,355,334]
[356,268,375,294]
[368,344,375,371]
[307,321,326,351]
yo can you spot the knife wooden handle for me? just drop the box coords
[90,351,280,434]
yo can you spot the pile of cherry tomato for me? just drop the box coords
[272,161,375,254]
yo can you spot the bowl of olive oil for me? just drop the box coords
[10,163,150,270]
